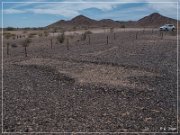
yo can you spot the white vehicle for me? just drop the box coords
[159,24,175,31]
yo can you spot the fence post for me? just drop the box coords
[107,35,109,44]
[161,31,163,40]
[66,38,69,50]
[7,43,9,55]
[136,32,138,39]
[50,38,53,49]
[88,35,90,45]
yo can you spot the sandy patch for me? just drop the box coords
[17,58,159,89]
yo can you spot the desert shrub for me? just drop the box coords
[85,30,92,35]
[110,27,114,33]
[4,33,16,40]
[170,31,176,36]
[38,33,43,37]
[121,25,125,28]
[22,38,31,47]
[81,33,86,41]
[4,33,12,39]
[11,43,18,48]
[81,31,92,41]
[44,31,49,37]
[6,27,15,31]
[57,32,65,43]
[28,33,37,38]
[73,26,76,31]
[22,38,31,57]
[53,28,57,33]
[69,35,74,39]
[11,34,16,37]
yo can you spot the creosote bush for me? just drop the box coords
[11,43,18,48]
[57,32,65,44]
[81,31,92,41]
[44,31,49,37]
[4,33,15,40]
[121,25,125,28]
[28,33,37,38]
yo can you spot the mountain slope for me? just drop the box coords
[47,13,178,30]
[137,13,177,27]
[47,15,122,30]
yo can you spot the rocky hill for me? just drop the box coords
[47,13,178,30]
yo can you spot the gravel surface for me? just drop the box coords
[1,29,179,134]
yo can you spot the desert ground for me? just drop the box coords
[0,27,179,133]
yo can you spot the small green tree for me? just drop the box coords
[22,38,31,57]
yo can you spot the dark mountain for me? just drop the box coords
[71,15,96,25]
[137,13,177,27]
[47,15,122,30]
[98,19,121,27]
[47,13,179,30]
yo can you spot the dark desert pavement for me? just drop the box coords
[1,27,179,134]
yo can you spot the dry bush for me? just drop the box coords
[57,32,65,44]
[22,38,31,57]
[44,31,49,37]
[110,27,114,33]
[121,25,125,28]
[38,33,43,37]
[4,33,12,39]
[11,43,18,48]
[28,33,37,38]
[81,33,87,41]
[85,30,92,35]
[23,30,27,34]
[4,33,15,40]
[69,35,74,39]
[169,31,177,36]
[81,30,92,41]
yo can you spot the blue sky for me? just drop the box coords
[1,0,179,28]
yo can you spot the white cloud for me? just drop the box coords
[145,0,178,19]
[3,0,179,20]
[3,9,26,14]
[27,8,79,17]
